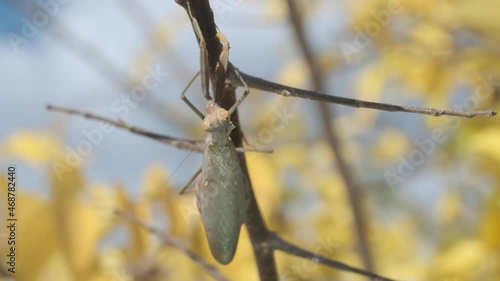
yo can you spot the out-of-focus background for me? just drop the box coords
[0,0,499,280]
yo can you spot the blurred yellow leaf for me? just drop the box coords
[141,163,197,237]
[410,22,453,56]
[373,217,423,280]
[276,59,309,89]
[63,200,111,277]
[263,0,316,23]
[436,191,461,225]
[141,163,171,202]
[88,184,120,228]
[1,130,63,165]
[98,248,132,281]
[223,227,258,281]
[247,153,283,225]
[263,0,287,23]
[50,164,84,211]
[404,57,436,93]
[372,129,411,162]
[50,167,113,279]
[38,251,76,281]
[468,127,500,164]
[430,239,487,279]
[480,191,500,250]
[354,64,385,127]
[454,0,500,32]
[357,64,385,102]
[273,143,307,169]
[116,184,151,261]
[14,193,57,281]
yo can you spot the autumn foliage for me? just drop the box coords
[1,0,500,280]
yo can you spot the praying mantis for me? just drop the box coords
[179,2,254,265]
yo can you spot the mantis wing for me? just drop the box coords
[196,141,248,264]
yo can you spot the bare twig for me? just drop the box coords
[268,233,397,281]
[286,0,374,272]
[47,104,204,152]
[114,210,232,281]
[47,104,272,154]
[232,68,497,118]
[47,104,274,153]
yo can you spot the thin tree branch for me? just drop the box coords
[114,210,232,281]
[268,233,398,281]
[47,104,204,152]
[286,0,374,273]
[47,104,272,154]
[233,69,496,118]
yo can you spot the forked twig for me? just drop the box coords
[46,104,204,152]
[268,232,397,281]
[232,68,497,118]
[114,210,231,281]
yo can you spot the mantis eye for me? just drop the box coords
[217,108,229,120]
[201,119,210,131]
